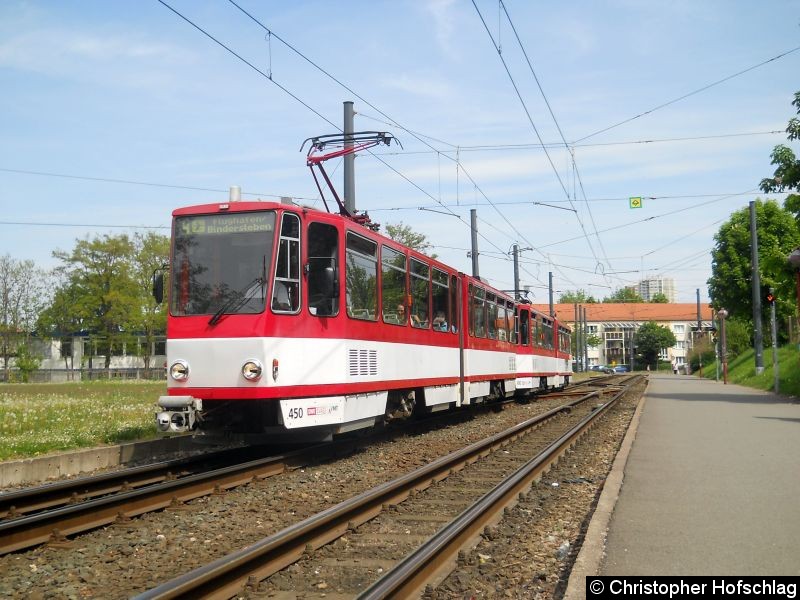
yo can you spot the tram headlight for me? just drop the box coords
[169,360,190,381]
[242,359,263,381]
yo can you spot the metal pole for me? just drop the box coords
[343,101,355,215]
[470,209,479,278]
[750,201,764,374]
[582,306,589,371]
[574,303,580,372]
[548,272,554,317]
[770,287,779,394]
[719,309,729,384]
[512,244,520,300]
[696,288,703,377]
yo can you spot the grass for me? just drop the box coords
[0,381,164,461]
[697,344,800,398]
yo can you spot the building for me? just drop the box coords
[628,277,676,303]
[533,303,714,371]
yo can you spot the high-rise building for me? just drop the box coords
[631,277,676,302]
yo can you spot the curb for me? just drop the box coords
[562,380,649,599]
[0,436,197,487]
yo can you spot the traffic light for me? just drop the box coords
[765,287,775,305]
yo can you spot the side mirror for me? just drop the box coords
[322,265,338,298]
[153,271,164,304]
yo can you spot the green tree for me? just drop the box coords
[39,235,141,369]
[650,292,669,303]
[132,232,169,369]
[0,255,48,382]
[634,321,677,368]
[558,289,598,304]
[603,287,644,303]
[14,343,41,383]
[384,222,436,257]
[707,199,800,338]
[760,91,800,221]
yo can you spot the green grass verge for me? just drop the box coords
[698,344,800,398]
[0,381,164,461]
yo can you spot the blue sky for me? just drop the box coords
[1,0,798,303]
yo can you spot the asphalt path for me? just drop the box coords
[600,373,800,575]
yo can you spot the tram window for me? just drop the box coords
[345,232,378,321]
[486,293,498,339]
[496,302,508,342]
[307,222,339,317]
[507,301,517,344]
[532,315,541,347]
[410,258,430,328]
[542,319,554,349]
[471,286,486,338]
[272,212,301,313]
[519,310,529,346]
[431,268,449,332]
[450,274,458,333]
[382,246,407,326]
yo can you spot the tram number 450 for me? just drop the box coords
[287,407,304,420]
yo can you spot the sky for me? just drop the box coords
[1,0,799,304]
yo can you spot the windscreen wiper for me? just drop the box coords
[208,277,264,326]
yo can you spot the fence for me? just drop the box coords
[1,368,166,384]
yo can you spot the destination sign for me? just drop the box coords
[177,213,275,236]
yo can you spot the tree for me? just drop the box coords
[707,199,800,338]
[384,222,436,257]
[558,289,598,304]
[650,292,669,303]
[760,91,800,221]
[132,232,169,369]
[0,255,49,382]
[603,287,644,303]
[39,235,141,369]
[634,321,677,368]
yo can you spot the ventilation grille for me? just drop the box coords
[349,349,377,377]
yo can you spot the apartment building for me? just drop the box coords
[532,302,714,370]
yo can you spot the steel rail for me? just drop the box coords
[360,378,638,598]
[0,447,325,555]
[134,390,602,600]
[0,447,250,520]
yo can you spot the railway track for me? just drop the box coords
[134,375,639,599]
[0,376,621,559]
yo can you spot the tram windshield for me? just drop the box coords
[171,211,277,317]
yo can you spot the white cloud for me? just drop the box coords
[423,0,458,59]
[0,28,189,89]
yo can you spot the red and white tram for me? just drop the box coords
[154,199,572,441]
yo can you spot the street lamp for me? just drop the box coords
[718,308,729,384]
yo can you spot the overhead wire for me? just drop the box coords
[471,0,608,287]
[158,0,525,289]
[573,45,800,143]
[222,0,559,288]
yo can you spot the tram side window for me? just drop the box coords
[345,232,378,321]
[486,293,498,339]
[543,320,554,349]
[431,268,449,332]
[496,302,508,342]
[470,286,486,338]
[410,258,430,328]
[382,246,407,325]
[507,301,517,344]
[519,310,530,346]
[533,315,542,347]
[307,222,339,317]
[272,213,300,313]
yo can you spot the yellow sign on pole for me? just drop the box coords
[629,196,643,209]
